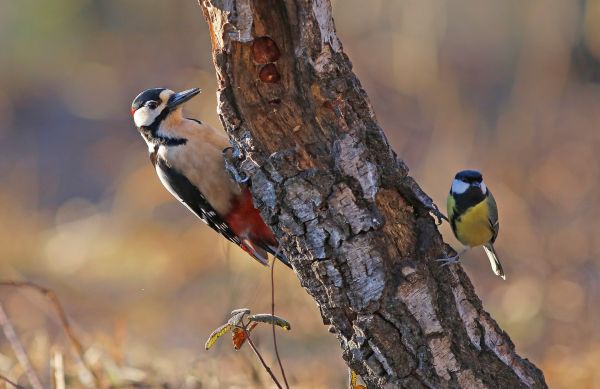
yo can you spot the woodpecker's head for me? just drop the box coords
[131,87,200,129]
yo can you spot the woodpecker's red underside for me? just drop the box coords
[225,189,277,248]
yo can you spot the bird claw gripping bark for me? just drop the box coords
[436,247,467,267]
[429,203,448,225]
[400,177,448,225]
[223,145,250,184]
[435,254,460,267]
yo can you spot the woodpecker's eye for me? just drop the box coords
[146,101,158,110]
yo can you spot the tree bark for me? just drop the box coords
[198,1,547,388]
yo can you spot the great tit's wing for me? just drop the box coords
[447,193,457,232]
[486,191,499,243]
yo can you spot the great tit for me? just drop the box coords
[438,170,505,279]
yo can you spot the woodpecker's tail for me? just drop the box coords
[240,239,292,269]
[240,239,270,266]
[483,243,505,280]
[264,244,292,269]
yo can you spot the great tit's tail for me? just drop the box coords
[483,243,505,280]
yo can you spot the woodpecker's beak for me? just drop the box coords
[168,88,201,109]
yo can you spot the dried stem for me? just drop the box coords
[270,258,289,388]
[0,303,43,389]
[0,281,100,388]
[0,373,25,389]
[52,351,66,389]
[244,331,283,389]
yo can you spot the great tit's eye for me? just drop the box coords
[146,101,158,110]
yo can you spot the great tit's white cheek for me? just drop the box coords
[480,181,487,194]
[451,179,470,194]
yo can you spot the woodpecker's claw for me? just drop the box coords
[223,146,250,184]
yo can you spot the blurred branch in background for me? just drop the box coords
[0,373,24,389]
[0,280,174,388]
[0,281,98,387]
[0,303,43,389]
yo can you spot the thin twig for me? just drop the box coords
[244,332,283,389]
[0,303,44,389]
[270,258,289,388]
[0,373,25,389]
[0,281,100,387]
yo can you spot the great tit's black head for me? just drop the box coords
[131,87,200,128]
[451,170,487,195]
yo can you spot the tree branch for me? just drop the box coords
[198,1,547,387]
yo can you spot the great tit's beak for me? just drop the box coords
[168,88,201,109]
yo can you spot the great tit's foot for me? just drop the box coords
[436,254,460,267]
[399,177,448,225]
[223,146,250,184]
[429,204,449,225]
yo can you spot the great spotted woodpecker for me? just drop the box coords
[131,87,289,268]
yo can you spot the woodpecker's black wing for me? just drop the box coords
[154,157,242,247]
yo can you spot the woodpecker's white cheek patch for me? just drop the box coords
[134,107,153,127]
[451,179,470,194]
[133,104,167,128]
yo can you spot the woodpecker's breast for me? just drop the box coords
[156,120,240,216]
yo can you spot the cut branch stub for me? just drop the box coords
[200,0,547,388]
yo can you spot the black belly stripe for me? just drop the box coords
[450,187,487,237]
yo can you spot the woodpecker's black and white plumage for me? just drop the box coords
[131,87,289,267]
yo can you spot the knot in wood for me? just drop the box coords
[259,63,281,83]
[252,36,281,64]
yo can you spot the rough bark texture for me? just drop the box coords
[199,1,547,388]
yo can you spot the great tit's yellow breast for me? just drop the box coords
[453,199,494,247]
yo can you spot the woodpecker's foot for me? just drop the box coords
[223,146,250,184]
[436,254,460,267]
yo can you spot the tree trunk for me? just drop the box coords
[198,1,547,387]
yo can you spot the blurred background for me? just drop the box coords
[0,0,599,387]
